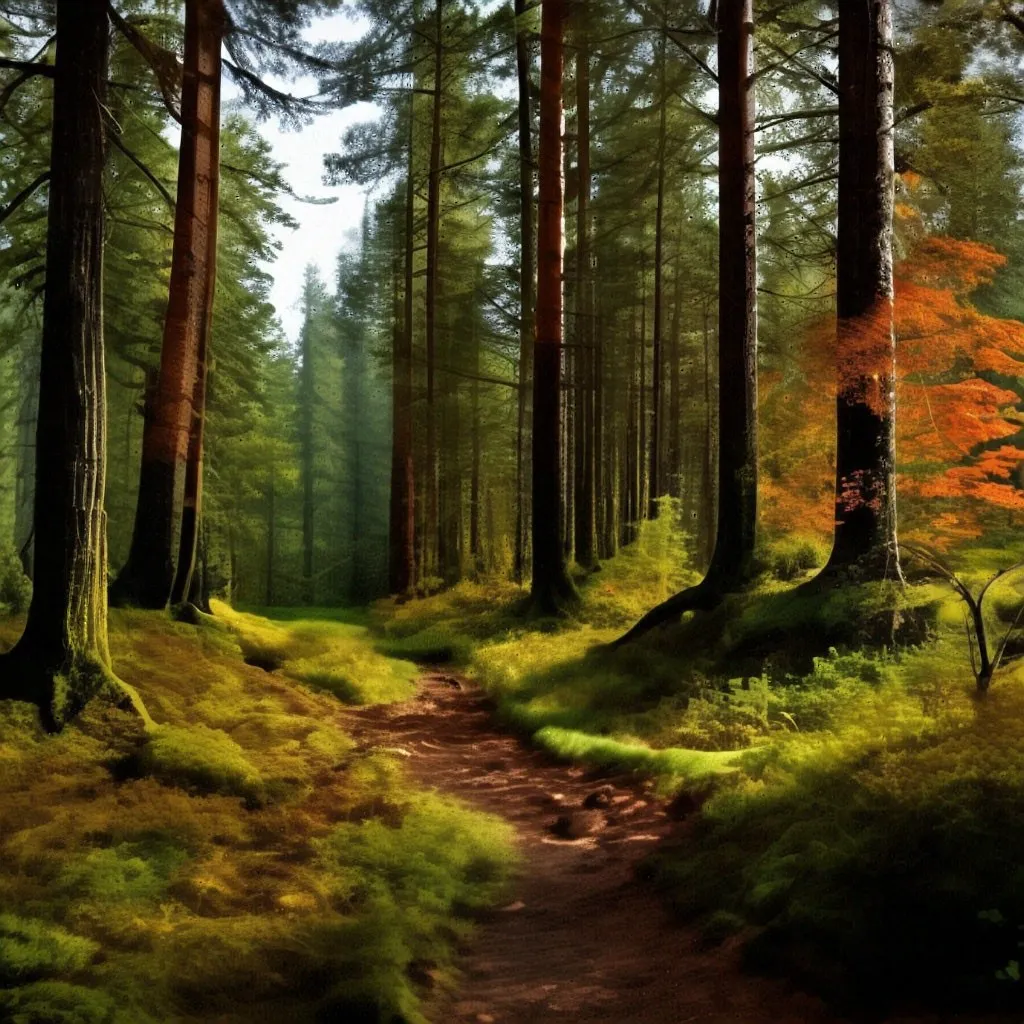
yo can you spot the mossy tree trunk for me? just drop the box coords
[531,0,579,614]
[112,0,226,610]
[2,0,120,729]
[825,0,902,580]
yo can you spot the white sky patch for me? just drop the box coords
[224,11,377,342]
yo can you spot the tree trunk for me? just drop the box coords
[171,0,224,606]
[826,0,901,579]
[112,0,226,610]
[389,107,416,595]
[531,0,578,614]
[648,23,668,519]
[706,0,758,583]
[425,0,444,579]
[2,0,130,729]
[573,10,597,570]
[514,0,534,585]
[668,221,684,496]
[299,284,316,606]
[638,253,648,528]
[612,2,758,646]
[265,468,276,607]
[470,301,483,575]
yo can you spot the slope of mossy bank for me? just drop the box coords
[369,518,1024,1010]
[0,609,515,1024]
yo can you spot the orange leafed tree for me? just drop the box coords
[761,235,1024,553]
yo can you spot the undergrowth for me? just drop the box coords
[371,511,1024,1010]
[0,607,515,1023]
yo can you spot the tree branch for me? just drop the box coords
[0,171,50,228]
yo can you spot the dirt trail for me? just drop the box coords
[343,674,984,1024]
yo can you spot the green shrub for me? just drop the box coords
[58,840,188,906]
[0,982,122,1024]
[761,535,827,581]
[0,544,31,615]
[0,915,97,984]
[138,725,263,801]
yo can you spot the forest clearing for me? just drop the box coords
[2,0,1024,1021]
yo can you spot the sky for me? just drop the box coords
[227,11,377,343]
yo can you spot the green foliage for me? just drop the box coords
[138,724,264,802]
[0,544,31,615]
[760,535,828,582]
[313,791,516,1023]
[57,840,187,907]
[0,982,122,1024]
[0,915,97,985]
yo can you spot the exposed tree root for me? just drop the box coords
[611,576,730,648]
[0,648,153,733]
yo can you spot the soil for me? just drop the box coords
[343,673,1008,1024]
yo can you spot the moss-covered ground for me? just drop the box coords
[0,607,515,1024]
[359,516,1024,1013]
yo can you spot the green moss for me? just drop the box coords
[0,915,97,984]
[314,791,517,1024]
[138,724,264,801]
[58,840,188,907]
[533,727,749,785]
[0,982,124,1024]
[376,625,474,666]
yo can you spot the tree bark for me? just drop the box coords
[265,467,276,607]
[614,0,758,646]
[112,0,225,610]
[299,277,317,606]
[531,0,578,614]
[1,0,143,729]
[573,8,597,570]
[648,22,668,519]
[389,101,417,595]
[171,0,224,606]
[826,0,901,579]
[668,224,684,497]
[706,0,758,583]
[425,0,444,580]
[513,0,535,585]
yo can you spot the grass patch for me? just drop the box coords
[214,601,419,706]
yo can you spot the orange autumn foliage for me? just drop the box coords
[761,236,1024,550]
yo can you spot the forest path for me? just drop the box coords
[342,672,854,1024]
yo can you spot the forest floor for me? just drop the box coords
[344,671,1011,1024]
